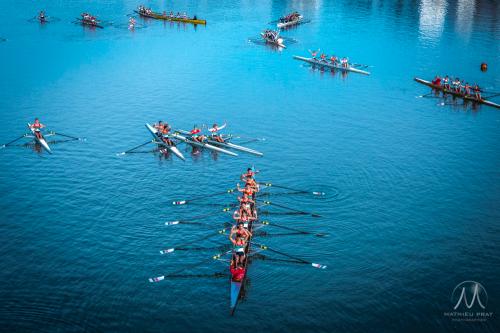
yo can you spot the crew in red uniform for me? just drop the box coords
[230,260,246,282]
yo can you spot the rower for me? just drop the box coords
[341,57,349,68]
[154,121,164,131]
[443,75,450,90]
[39,11,46,21]
[230,260,246,282]
[238,194,255,217]
[230,234,247,266]
[210,123,225,143]
[473,84,481,99]
[30,118,45,139]
[129,17,136,29]
[190,125,205,143]
[241,167,255,181]
[230,221,253,241]
[464,82,470,96]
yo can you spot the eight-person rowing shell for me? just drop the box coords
[431,75,482,99]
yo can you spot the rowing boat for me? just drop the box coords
[171,132,238,156]
[414,78,500,109]
[230,206,256,314]
[76,18,104,28]
[145,124,185,161]
[277,15,303,28]
[293,55,370,75]
[27,123,51,153]
[205,137,263,157]
[261,32,285,48]
[134,10,206,25]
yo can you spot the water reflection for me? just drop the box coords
[418,0,448,42]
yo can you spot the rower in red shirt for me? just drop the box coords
[30,118,45,139]
[190,125,205,143]
[241,167,255,181]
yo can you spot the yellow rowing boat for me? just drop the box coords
[134,10,206,25]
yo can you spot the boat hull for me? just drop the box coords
[135,10,206,25]
[27,123,51,153]
[414,78,500,109]
[293,55,370,75]
[145,124,186,161]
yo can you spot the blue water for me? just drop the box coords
[1,0,499,332]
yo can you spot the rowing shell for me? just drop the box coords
[145,124,185,161]
[171,133,238,156]
[205,137,263,157]
[277,15,303,28]
[414,78,500,109]
[76,18,104,28]
[293,56,370,75]
[134,10,206,25]
[261,33,286,48]
[27,123,51,153]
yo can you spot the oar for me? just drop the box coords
[259,220,328,237]
[164,205,236,226]
[50,131,85,141]
[149,250,232,282]
[172,188,236,205]
[259,182,325,196]
[117,140,154,156]
[160,227,230,254]
[1,134,27,148]
[252,242,327,269]
[260,200,322,218]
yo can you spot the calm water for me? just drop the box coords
[1,0,499,332]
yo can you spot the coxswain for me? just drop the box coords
[230,260,246,282]
[210,123,225,143]
[473,84,481,100]
[230,234,247,266]
[30,118,45,139]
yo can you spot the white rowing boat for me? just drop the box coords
[27,123,51,153]
[293,55,370,75]
[145,124,185,161]
[277,15,303,28]
[171,132,238,157]
[205,137,263,157]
